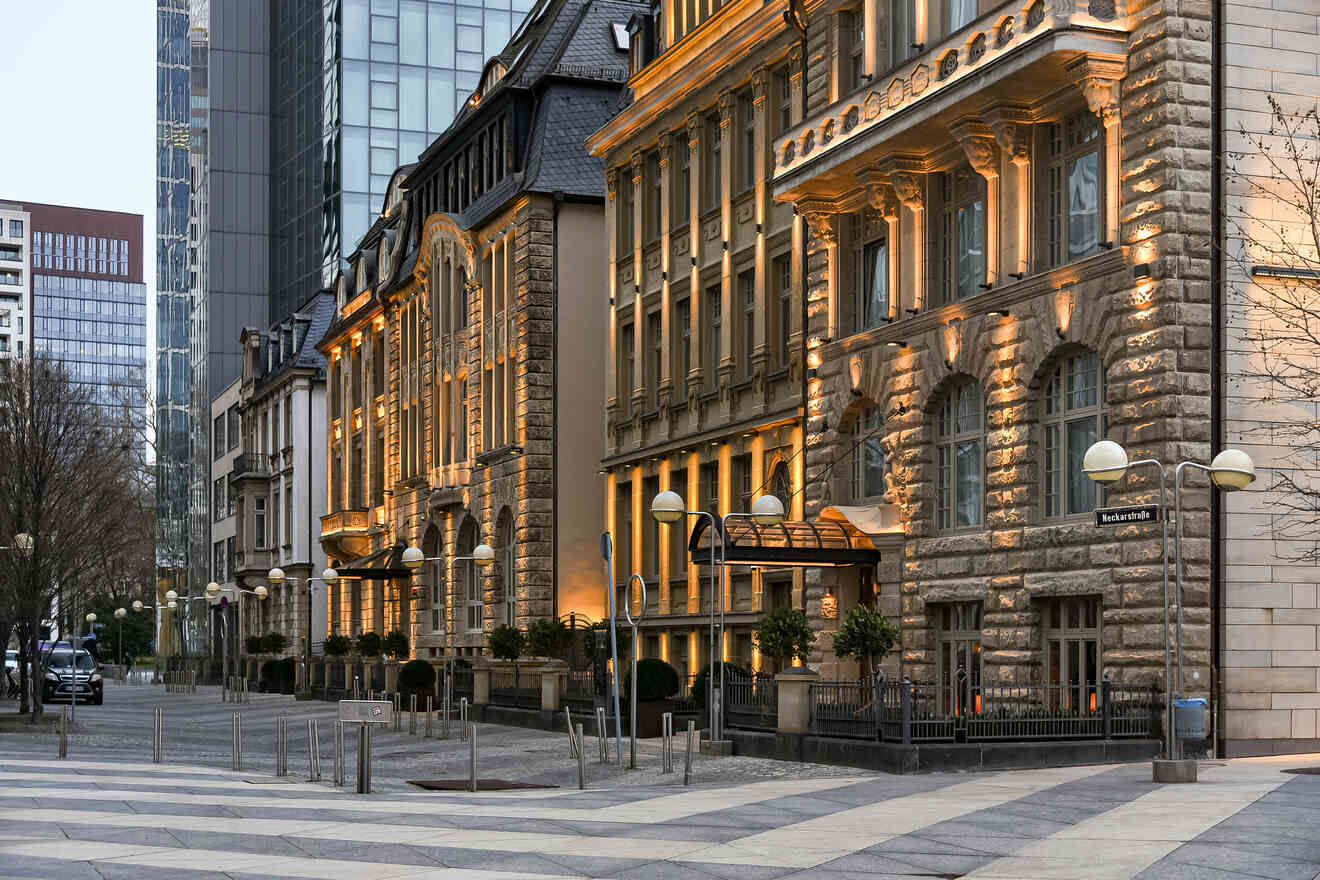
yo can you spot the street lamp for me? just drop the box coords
[401,543,496,639]
[1,532,33,555]
[113,607,127,668]
[1084,441,1256,770]
[650,490,786,744]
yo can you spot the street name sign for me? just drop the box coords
[1095,504,1161,526]
[338,699,393,724]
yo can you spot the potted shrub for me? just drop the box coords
[624,658,680,737]
[831,604,900,681]
[323,634,351,657]
[355,631,383,657]
[488,624,525,663]
[398,658,436,700]
[753,606,816,673]
[262,631,288,656]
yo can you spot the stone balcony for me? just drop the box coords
[320,508,373,561]
[772,0,1128,202]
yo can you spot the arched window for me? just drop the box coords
[936,380,984,530]
[1042,349,1104,518]
[770,461,792,513]
[496,508,515,628]
[456,516,481,632]
[850,405,886,502]
[422,525,443,634]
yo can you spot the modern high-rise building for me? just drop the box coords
[11,202,148,416]
[156,0,534,594]
[0,204,32,360]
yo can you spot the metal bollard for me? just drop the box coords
[565,708,578,758]
[356,723,372,794]
[275,716,288,777]
[441,696,451,740]
[307,719,321,782]
[596,707,608,763]
[460,698,469,741]
[409,693,417,735]
[469,724,478,792]
[232,713,243,771]
[576,723,586,790]
[683,720,694,785]
[152,707,163,763]
[242,676,249,704]
[353,676,360,701]
[393,693,402,732]
[425,695,434,738]
[58,706,68,759]
[334,721,345,786]
[661,712,674,774]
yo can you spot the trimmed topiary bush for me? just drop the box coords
[831,604,900,678]
[261,631,288,655]
[753,606,816,671]
[323,634,351,657]
[626,658,680,702]
[488,624,525,662]
[355,631,382,656]
[383,630,409,659]
[398,659,436,696]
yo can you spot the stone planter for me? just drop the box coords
[634,699,675,738]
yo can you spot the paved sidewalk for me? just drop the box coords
[0,683,1317,879]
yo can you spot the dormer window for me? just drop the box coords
[611,23,629,51]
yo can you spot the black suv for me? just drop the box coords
[41,649,103,705]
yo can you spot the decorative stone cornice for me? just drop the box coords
[686,112,702,147]
[950,118,1000,180]
[752,66,769,103]
[797,198,838,245]
[718,90,734,125]
[658,131,673,167]
[882,157,926,210]
[631,150,645,182]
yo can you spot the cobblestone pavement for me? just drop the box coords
[0,682,1317,879]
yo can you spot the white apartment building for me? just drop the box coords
[0,204,31,359]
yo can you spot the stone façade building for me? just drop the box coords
[317,0,645,657]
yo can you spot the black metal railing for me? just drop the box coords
[724,672,778,732]
[562,669,595,712]
[490,668,541,710]
[450,666,474,699]
[811,678,1158,744]
[329,661,345,690]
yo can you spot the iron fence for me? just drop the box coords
[562,669,595,713]
[329,661,345,690]
[490,668,541,710]
[811,678,1157,744]
[370,661,386,691]
[724,672,778,732]
[450,666,474,700]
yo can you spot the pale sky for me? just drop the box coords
[0,0,157,353]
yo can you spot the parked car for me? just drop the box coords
[41,649,102,705]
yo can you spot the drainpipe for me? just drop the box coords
[552,190,563,621]
[1209,0,1224,759]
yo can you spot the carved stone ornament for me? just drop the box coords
[863,91,883,120]
[606,168,619,200]
[631,150,645,181]
[910,64,930,95]
[718,90,734,123]
[996,16,1015,46]
[801,208,838,246]
[968,33,986,64]
[989,120,1031,166]
[958,135,1000,178]
[886,79,904,109]
[1079,75,1120,126]
[751,67,769,100]
[843,106,860,132]
[887,170,925,209]
[658,132,673,166]
[686,112,702,146]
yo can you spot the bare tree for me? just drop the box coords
[0,358,151,718]
[1225,96,1320,564]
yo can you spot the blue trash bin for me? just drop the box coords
[1174,697,1206,740]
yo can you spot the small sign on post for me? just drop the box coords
[338,699,393,725]
[1095,504,1161,527]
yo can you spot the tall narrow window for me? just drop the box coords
[669,468,688,575]
[1043,596,1102,713]
[648,153,663,242]
[775,254,793,368]
[284,486,293,546]
[852,219,889,332]
[674,297,691,391]
[739,92,756,192]
[618,171,635,251]
[770,461,792,512]
[775,67,793,134]
[457,380,468,462]
[1047,111,1102,267]
[675,135,692,223]
[936,381,984,530]
[936,167,986,304]
[936,602,982,716]
[648,312,663,410]
[1043,349,1104,518]
[642,476,660,578]
[620,322,635,415]
[705,115,722,211]
[371,428,385,507]
[739,269,755,376]
[851,406,886,501]
[846,10,866,92]
[705,286,721,388]
[254,497,267,548]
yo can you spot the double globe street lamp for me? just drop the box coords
[650,490,786,744]
[265,568,339,687]
[1082,440,1255,771]
[401,542,497,638]
[202,582,269,683]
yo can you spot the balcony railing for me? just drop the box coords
[320,508,371,536]
[231,452,278,478]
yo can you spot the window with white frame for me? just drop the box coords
[936,381,984,530]
[1047,110,1103,267]
[1042,349,1104,518]
[254,496,267,548]
[851,405,886,501]
[935,166,986,304]
[851,215,888,333]
[844,9,866,92]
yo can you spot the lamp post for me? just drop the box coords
[267,568,341,688]
[401,543,497,645]
[113,608,127,669]
[1082,441,1256,772]
[650,491,786,745]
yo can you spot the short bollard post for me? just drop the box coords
[152,707,163,763]
[441,696,451,740]
[661,712,674,774]
[353,676,360,700]
[683,720,694,786]
[409,694,417,736]
[334,721,345,786]
[232,713,243,771]
[460,698,469,741]
[393,692,402,732]
[469,725,478,792]
[424,695,434,738]
[596,707,608,763]
[565,708,578,758]
[58,706,69,759]
[576,723,586,790]
[356,723,372,794]
[274,716,289,777]
[307,719,321,782]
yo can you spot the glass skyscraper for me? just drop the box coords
[157,0,531,592]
